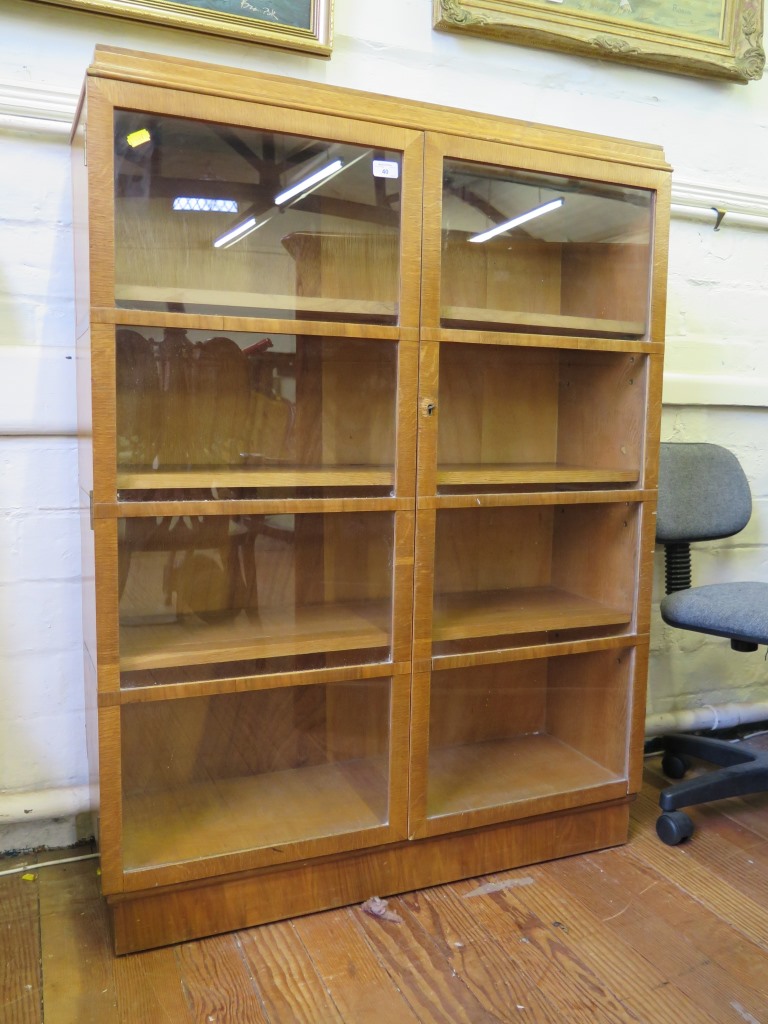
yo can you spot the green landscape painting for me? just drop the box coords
[170,0,312,29]
[555,0,725,39]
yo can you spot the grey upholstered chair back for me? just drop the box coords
[656,442,752,544]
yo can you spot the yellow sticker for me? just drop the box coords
[126,128,151,148]
[21,873,37,882]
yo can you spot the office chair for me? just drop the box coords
[646,442,768,845]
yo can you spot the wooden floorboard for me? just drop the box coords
[39,857,119,1024]
[237,921,346,1024]
[291,906,425,1024]
[113,942,195,1024]
[175,933,270,1023]
[5,758,768,1024]
[399,880,622,1023]
[0,854,41,1024]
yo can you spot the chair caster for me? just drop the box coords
[656,810,694,846]
[661,752,691,780]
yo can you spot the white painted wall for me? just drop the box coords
[1,0,766,850]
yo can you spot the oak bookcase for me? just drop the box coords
[73,46,670,953]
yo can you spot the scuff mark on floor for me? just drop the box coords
[464,876,535,898]
[731,1002,762,1024]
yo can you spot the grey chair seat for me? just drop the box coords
[661,581,768,646]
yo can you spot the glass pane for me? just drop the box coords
[432,503,638,655]
[114,112,402,322]
[116,327,397,493]
[427,650,631,820]
[121,678,391,870]
[436,344,645,492]
[118,512,394,682]
[441,161,652,337]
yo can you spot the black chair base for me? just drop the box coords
[645,733,768,845]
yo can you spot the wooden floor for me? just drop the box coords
[5,753,768,1024]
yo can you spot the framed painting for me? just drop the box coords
[25,0,333,56]
[434,0,764,82]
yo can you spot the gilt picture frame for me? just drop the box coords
[26,0,333,57]
[434,0,764,82]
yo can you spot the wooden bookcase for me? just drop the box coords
[72,46,671,953]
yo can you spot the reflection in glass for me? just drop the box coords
[116,327,397,491]
[122,678,391,869]
[113,112,402,322]
[441,161,653,336]
[117,512,394,682]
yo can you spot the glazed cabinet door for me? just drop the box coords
[421,134,657,339]
[95,505,413,892]
[84,79,424,892]
[109,324,407,497]
[103,95,422,325]
[85,79,423,502]
[408,133,667,839]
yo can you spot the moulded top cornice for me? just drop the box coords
[87,45,673,175]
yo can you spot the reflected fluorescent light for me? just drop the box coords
[213,215,271,249]
[469,197,564,243]
[274,159,344,205]
[126,128,151,148]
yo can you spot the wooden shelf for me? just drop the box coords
[116,465,395,490]
[123,756,388,872]
[120,602,391,671]
[115,285,396,320]
[427,734,622,818]
[432,587,631,641]
[436,463,639,486]
[441,305,645,336]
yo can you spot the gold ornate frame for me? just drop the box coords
[26,0,333,57]
[434,0,764,82]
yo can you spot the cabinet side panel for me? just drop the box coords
[97,705,125,893]
[76,327,93,501]
[83,646,100,842]
[80,491,96,664]
[545,647,632,777]
[71,93,90,341]
[91,325,117,503]
[627,641,651,793]
[84,82,117,312]
[649,177,672,344]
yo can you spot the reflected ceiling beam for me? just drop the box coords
[444,182,535,239]
[211,126,266,175]
[287,194,398,226]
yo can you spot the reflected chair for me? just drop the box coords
[646,442,768,845]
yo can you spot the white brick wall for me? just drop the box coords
[0,0,767,850]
